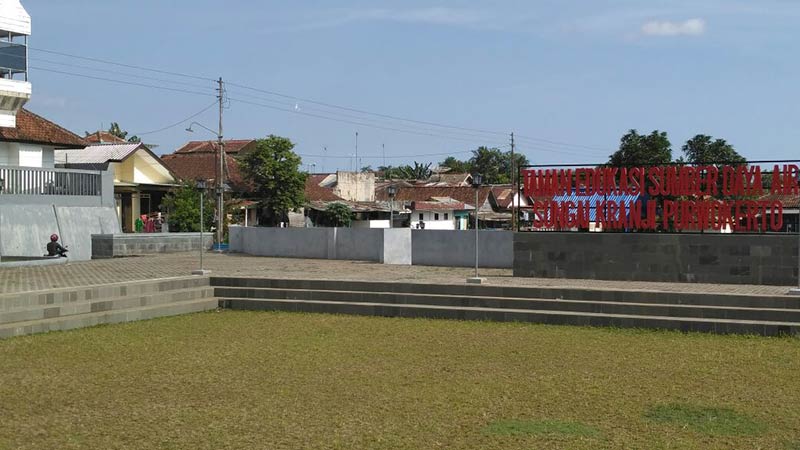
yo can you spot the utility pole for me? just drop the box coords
[510,132,516,232]
[217,77,225,252]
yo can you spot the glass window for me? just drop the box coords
[434,213,439,220]
[444,213,449,220]
[419,213,424,221]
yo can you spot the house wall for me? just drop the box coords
[334,171,375,202]
[513,232,799,286]
[0,142,54,168]
[411,210,456,230]
[352,220,390,229]
[132,153,173,184]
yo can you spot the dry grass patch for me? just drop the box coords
[0,311,799,449]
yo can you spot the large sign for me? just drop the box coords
[522,164,800,232]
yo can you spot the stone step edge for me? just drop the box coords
[0,286,216,321]
[0,298,219,334]
[0,280,212,311]
[214,287,800,314]
[0,275,211,300]
[210,277,791,301]
[219,298,800,327]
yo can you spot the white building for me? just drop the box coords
[0,1,120,262]
[410,200,469,230]
[0,0,30,128]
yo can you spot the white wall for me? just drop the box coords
[0,143,52,168]
[352,220,390,229]
[410,210,456,230]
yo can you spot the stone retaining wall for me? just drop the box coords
[92,233,213,259]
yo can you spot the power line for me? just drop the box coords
[134,101,219,136]
[30,56,214,91]
[227,80,510,136]
[29,66,215,97]
[29,47,215,82]
[297,150,474,160]
[228,97,508,146]
[29,46,613,154]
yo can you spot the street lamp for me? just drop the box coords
[468,173,484,284]
[186,122,225,253]
[192,180,211,276]
[387,184,397,229]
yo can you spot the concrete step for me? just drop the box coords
[214,287,800,323]
[211,277,800,310]
[0,276,210,312]
[0,298,219,339]
[0,287,215,325]
[220,298,800,337]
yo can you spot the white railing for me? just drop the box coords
[0,166,102,196]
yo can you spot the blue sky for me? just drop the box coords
[25,0,800,171]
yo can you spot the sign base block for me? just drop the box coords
[192,269,212,276]
[466,277,485,285]
[788,288,800,296]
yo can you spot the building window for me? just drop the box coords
[444,213,449,220]
[419,213,424,221]
[434,213,440,220]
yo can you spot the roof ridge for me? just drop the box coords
[20,108,85,144]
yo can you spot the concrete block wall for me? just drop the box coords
[0,204,120,261]
[229,226,512,268]
[230,226,411,264]
[92,233,214,259]
[411,230,513,269]
[514,232,800,285]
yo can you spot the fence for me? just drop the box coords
[0,166,102,196]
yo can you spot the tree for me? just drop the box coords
[470,147,515,184]
[440,156,472,173]
[360,165,373,173]
[161,183,215,232]
[608,130,672,167]
[322,202,353,227]
[406,162,433,180]
[681,135,745,165]
[108,122,141,143]
[239,135,307,226]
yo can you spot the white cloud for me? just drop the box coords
[641,18,706,37]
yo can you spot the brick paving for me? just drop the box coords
[0,252,794,296]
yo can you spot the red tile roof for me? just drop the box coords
[174,139,257,155]
[0,109,86,148]
[491,186,515,209]
[85,131,127,144]
[412,201,467,211]
[376,185,492,207]
[161,152,246,190]
[305,174,344,201]
[758,193,800,208]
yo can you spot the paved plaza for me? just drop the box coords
[0,252,792,296]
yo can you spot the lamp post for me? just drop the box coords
[468,173,484,284]
[186,121,224,253]
[387,184,397,229]
[791,172,800,295]
[192,180,211,275]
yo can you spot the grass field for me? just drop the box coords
[1,311,799,450]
